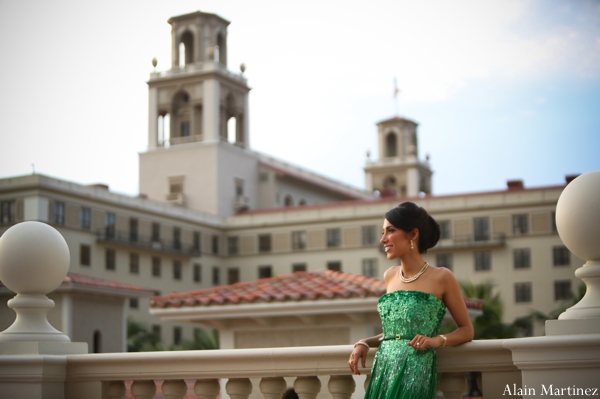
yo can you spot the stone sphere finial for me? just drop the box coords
[0,221,70,294]
[556,171,600,261]
[152,57,158,68]
[240,63,246,74]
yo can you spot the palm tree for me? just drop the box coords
[459,280,515,339]
[178,328,219,350]
[127,317,163,352]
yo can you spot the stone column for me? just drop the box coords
[504,171,600,395]
[0,222,88,399]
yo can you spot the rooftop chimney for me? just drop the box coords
[506,180,524,190]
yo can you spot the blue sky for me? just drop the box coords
[0,0,598,197]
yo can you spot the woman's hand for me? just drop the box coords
[348,344,368,375]
[407,334,442,350]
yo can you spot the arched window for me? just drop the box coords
[299,199,307,206]
[217,32,226,65]
[284,195,293,207]
[179,31,194,66]
[93,330,102,353]
[385,132,397,157]
[383,175,396,188]
[158,112,170,147]
[172,91,191,140]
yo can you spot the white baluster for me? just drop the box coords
[438,372,467,399]
[131,380,156,399]
[259,377,287,399]
[163,379,188,399]
[194,378,221,399]
[363,374,370,390]
[107,381,126,399]
[226,378,253,399]
[294,376,321,399]
[328,375,355,399]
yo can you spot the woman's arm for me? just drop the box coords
[348,333,382,375]
[407,268,474,350]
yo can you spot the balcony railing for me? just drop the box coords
[59,341,517,399]
[432,233,506,251]
[96,229,200,258]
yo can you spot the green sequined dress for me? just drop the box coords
[364,290,447,399]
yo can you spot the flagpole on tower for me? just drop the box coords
[393,76,400,116]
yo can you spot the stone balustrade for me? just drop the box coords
[58,340,518,399]
[1,171,600,399]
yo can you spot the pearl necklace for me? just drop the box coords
[399,262,429,283]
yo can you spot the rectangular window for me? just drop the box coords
[327,261,342,271]
[436,253,453,270]
[227,236,239,255]
[361,226,377,245]
[129,218,138,242]
[80,244,91,266]
[173,326,182,345]
[551,211,557,233]
[554,280,572,301]
[292,263,307,272]
[105,212,115,239]
[212,266,220,286]
[439,220,451,240]
[515,282,532,303]
[292,231,307,250]
[173,227,181,250]
[0,200,16,224]
[258,234,272,252]
[152,222,160,242]
[53,202,65,225]
[474,251,491,271]
[129,253,139,274]
[258,265,273,279]
[228,267,240,284]
[553,246,570,266]
[173,260,182,280]
[152,325,161,339]
[80,207,91,230]
[193,263,202,283]
[473,217,489,241]
[514,248,531,269]
[513,214,529,235]
[152,256,161,277]
[193,232,201,253]
[362,258,378,278]
[181,121,190,137]
[105,248,116,271]
[129,298,139,309]
[326,228,341,248]
[212,235,219,255]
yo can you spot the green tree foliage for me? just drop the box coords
[459,280,516,339]
[178,328,219,350]
[127,317,163,352]
[515,283,586,326]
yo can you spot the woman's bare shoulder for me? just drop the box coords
[383,265,400,282]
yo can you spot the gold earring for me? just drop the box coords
[410,240,414,249]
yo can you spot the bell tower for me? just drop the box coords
[364,116,433,198]
[139,11,255,217]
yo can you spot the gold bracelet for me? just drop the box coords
[439,334,447,347]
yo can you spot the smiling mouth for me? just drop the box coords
[384,245,392,252]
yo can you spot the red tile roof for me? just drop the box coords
[0,272,156,295]
[150,270,484,310]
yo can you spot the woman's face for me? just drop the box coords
[380,218,411,259]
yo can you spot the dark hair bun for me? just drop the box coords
[384,202,440,253]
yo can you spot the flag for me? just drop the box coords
[393,77,400,98]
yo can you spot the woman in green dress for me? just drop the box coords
[348,202,474,399]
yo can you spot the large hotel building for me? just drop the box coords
[0,11,581,351]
